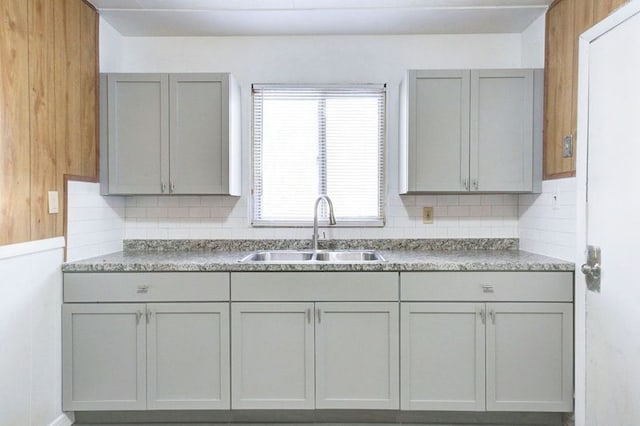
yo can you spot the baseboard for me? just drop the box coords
[49,412,75,426]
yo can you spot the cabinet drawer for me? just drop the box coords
[401,272,572,302]
[64,272,230,302]
[231,272,398,301]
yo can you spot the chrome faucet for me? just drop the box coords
[312,195,336,251]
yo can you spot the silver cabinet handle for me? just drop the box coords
[481,285,494,293]
[463,178,469,190]
[146,310,153,324]
[161,182,166,193]
[472,179,479,190]
[137,285,149,294]
[489,310,495,324]
[170,182,175,193]
[136,310,143,324]
[479,309,486,324]
[306,308,311,324]
[317,308,322,324]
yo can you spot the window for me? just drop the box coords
[252,84,386,226]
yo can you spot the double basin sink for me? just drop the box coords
[240,250,386,263]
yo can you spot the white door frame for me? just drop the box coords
[575,2,640,425]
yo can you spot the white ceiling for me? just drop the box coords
[88,0,551,36]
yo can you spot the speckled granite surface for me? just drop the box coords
[122,238,519,252]
[63,239,574,273]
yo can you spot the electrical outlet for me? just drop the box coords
[422,207,434,224]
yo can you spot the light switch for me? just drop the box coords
[48,191,59,214]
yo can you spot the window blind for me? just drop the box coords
[252,84,386,226]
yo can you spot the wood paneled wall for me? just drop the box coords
[543,0,630,179]
[0,0,97,246]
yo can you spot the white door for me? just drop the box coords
[315,302,399,409]
[577,4,640,425]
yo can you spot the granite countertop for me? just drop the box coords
[62,239,574,273]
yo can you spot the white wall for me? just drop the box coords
[99,18,124,71]
[0,239,72,426]
[518,177,576,261]
[521,14,546,68]
[66,181,125,261]
[101,32,536,240]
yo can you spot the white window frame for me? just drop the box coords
[251,84,386,227]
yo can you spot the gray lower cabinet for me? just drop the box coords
[62,303,146,411]
[231,301,399,410]
[401,303,486,411]
[231,302,315,409]
[62,272,231,411]
[399,68,542,194]
[230,272,400,410]
[315,302,399,410]
[63,302,230,411]
[102,73,240,195]
[400,272,574,413]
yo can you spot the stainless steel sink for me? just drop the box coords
[241,251,314,262]
[240,250,385,263]
[313,251,383,262]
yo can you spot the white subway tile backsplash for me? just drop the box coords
[66,181,125,261]
[135,196,158,207]
[518,177,576,261]
[121,192,521,240]
[437,195,459,206]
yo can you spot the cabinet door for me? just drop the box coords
[62,303,146,411]
[486,303,573,412]
[169,74,229,194]
[408,70,470,192]
[400,303,485,411]
[107,74,169,194]
[231,302,315,409]
[147,303,230,409]
[470,70,534,192]
[315,302,399,409]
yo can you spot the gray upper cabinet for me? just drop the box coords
[102,73,241,195]
[400,70,470,192]
[399,69,542,194]
[106,74,169,195]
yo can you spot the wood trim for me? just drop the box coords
[79,0,97,12]
[95,11,100,179]
[543,170,576,180]
[62,174,98,261]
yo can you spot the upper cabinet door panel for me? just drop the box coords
[108,74,169,194]
[409,70,470,192]
[471,70,534,192]
[169,74,229,194]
